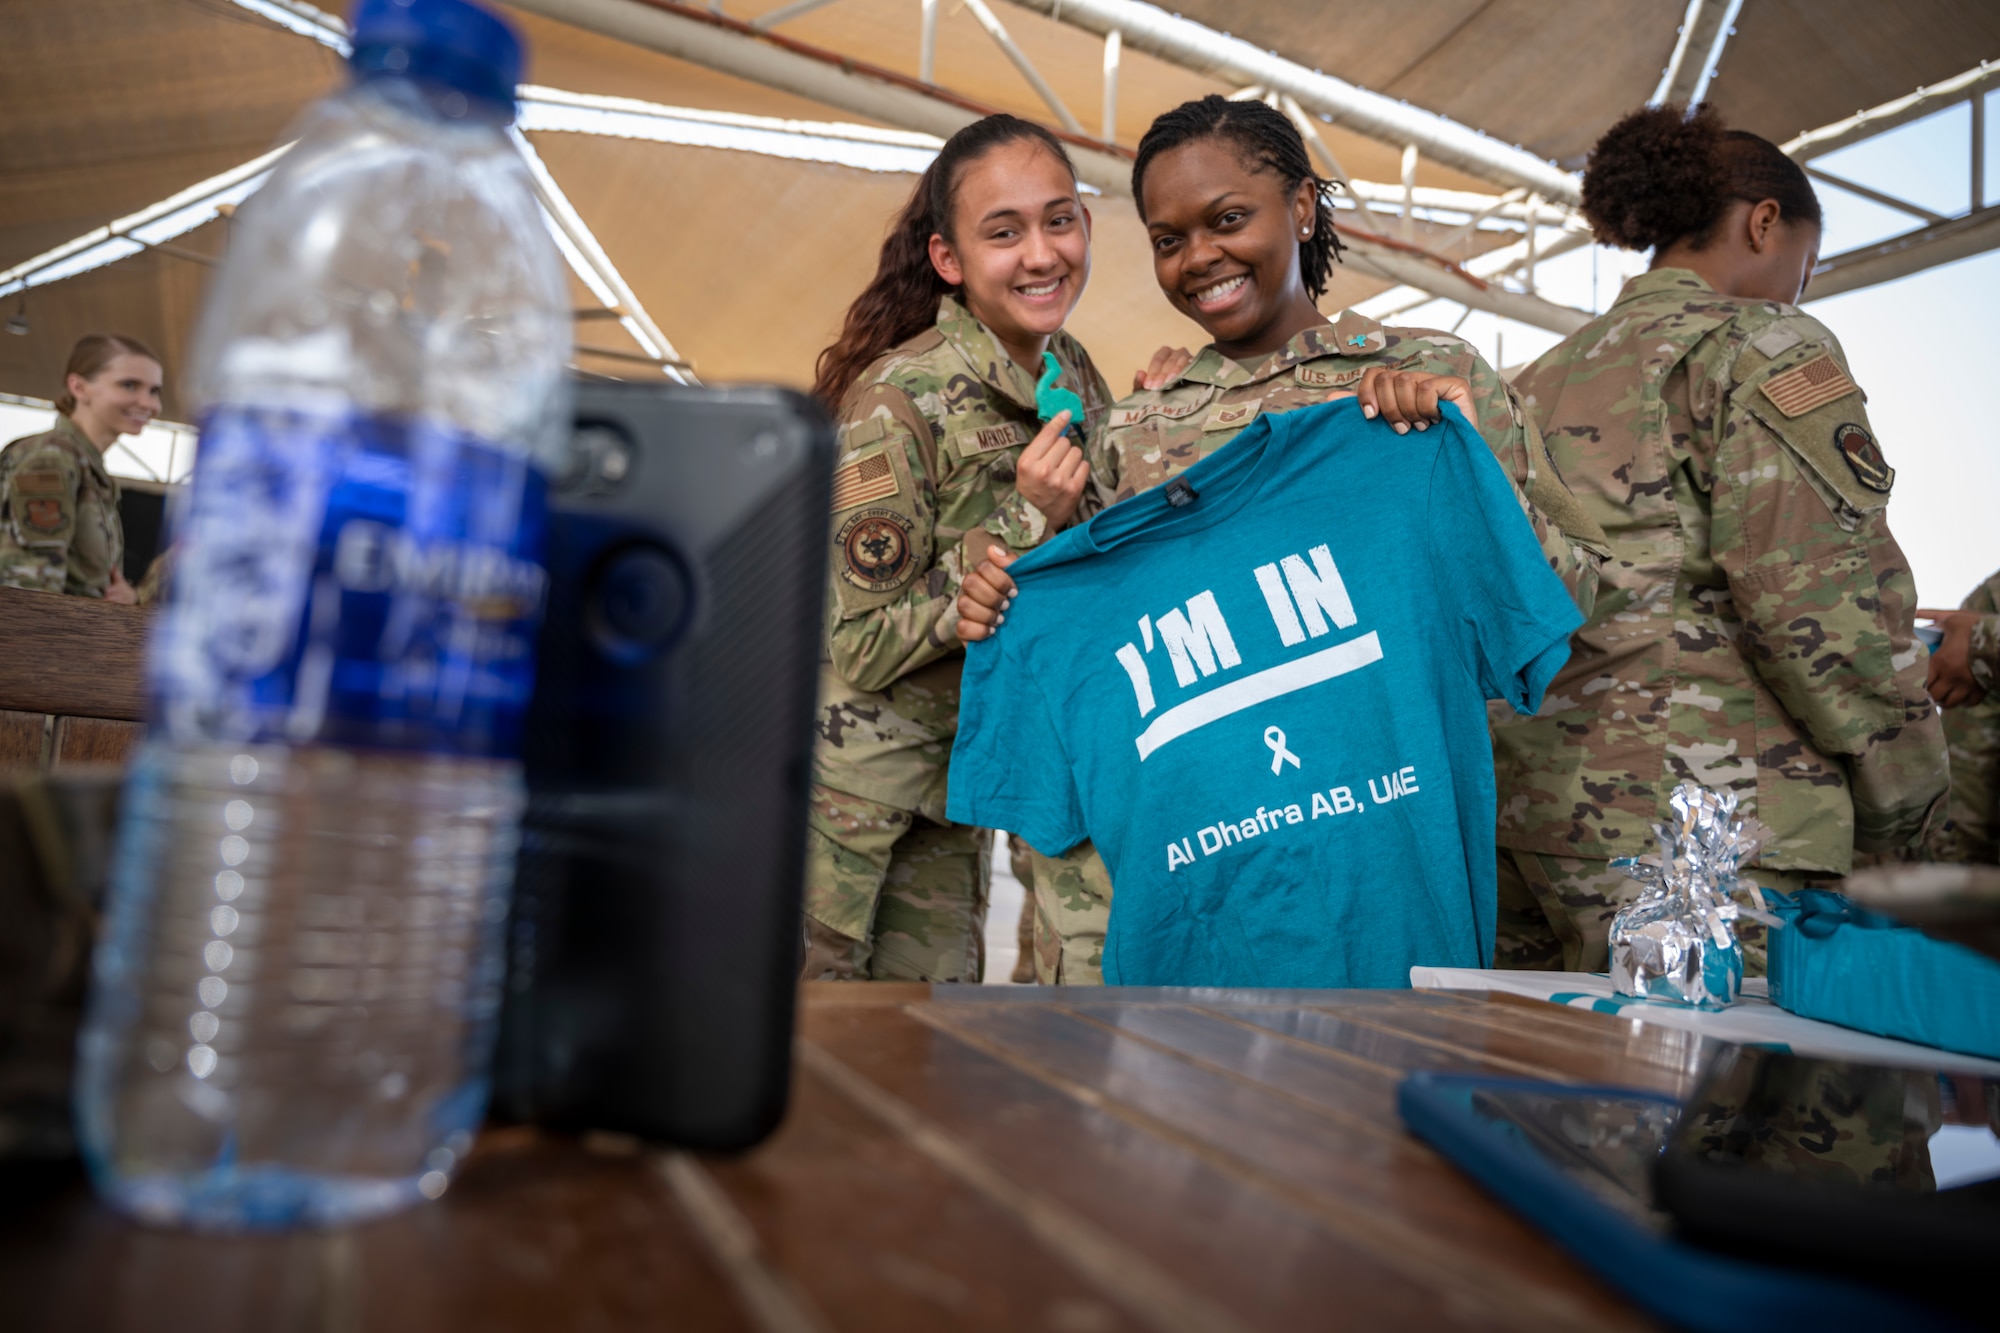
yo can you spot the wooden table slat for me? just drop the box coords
[0,586,149,721]
[795,1000,1557,1332]
[902,999,1628,1321]
[50,716,144,769]
[2,985,1688,1333]
[0,707,47,771]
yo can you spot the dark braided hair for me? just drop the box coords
[1582,103,1821,253]
[1130,95,1344,301]
[813,114,1078,411]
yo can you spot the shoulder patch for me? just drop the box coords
[1742,384,1893,516]
[829,449,900,511]
[840,415,892,449]
[1758,353,1858,418]
[1749,322,1805,359]
[1834,422,1894,493]
[948,420,1029,458]
[836,507,918,593]
[12,469,64,497]
[1203,399,1261,432]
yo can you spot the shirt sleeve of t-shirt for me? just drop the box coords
[945,615,1089,855]
[1425,407,1584,714]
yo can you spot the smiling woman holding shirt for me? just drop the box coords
[956,95,1611,985]
[802,114,1116,983]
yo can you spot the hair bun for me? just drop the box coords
[1581,103,1727,252]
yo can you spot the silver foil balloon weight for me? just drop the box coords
[1607,782,1769,1010]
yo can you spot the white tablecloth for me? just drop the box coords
[1409,967,2000,1076]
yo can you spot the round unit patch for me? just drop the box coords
[1834,422,1893,493]
[837,507,918,592]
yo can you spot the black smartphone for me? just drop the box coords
[1400,1047,1999,1330]
[1655,1045,2000,1293]
[491,380,833,1151]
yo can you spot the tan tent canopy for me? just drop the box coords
[2,0,1994,421]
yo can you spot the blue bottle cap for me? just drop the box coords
[349,0,524,116]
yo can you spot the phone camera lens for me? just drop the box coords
[587,543,691,663]
[560,424,635,494]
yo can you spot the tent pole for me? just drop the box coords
[1101,27,1120,143]
[1003,0,1580,203]
[959,0,1085,136]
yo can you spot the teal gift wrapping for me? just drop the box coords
[1765,888,2000,1060]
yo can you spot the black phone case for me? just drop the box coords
[491,381,833,1151]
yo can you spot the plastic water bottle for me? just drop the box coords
[77,0,570,1229]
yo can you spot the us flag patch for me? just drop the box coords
[830,451,899,511]
[1759,354,1857,418]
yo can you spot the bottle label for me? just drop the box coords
[151,406,549,756]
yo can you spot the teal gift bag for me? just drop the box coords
[1766,888,2000,1060]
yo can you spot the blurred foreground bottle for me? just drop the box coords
[77,0,570,1229]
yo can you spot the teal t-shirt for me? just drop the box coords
[947,398,1581,987]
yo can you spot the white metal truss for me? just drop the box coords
[748,0,845,32]
[193,0,690,378]
[1649,0,1743,108]
[1787,61,2000,300]
[501,0,1592,330]
[508,129,691,382]
[0,147,289,298]
[919,0,939,83]
[1006,0,1581,204]
[122,1,2000,359]
[506,0,1134,188]
[517,84,944,172]
[960,0,1085,135]
[1100,27,1121,142]
[1784,60,2000,160]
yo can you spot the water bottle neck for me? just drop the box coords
[347,71,514,130]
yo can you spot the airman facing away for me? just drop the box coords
[1490,105,1947,973]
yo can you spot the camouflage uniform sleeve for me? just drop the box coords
[825,384,967,695]
[1079,422,1122,519]
[1709,332,1947,853]
[0,440,82,594]
[1967,615,2000,692]
[1936,574,2000,863]
[982,347,1118,548]
[1457,348,1609,619]
[982,468,1059,549]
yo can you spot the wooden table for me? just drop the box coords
[1,983,1709,1332]
[0,585,149,775]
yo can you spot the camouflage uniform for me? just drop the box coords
[1022,310,1613,983]
[0,415,123,598]
[1490,269,1948,975]
[805,294,1112,982]
[1007,832,1037,984]
[1932,568,2000,864]
[1682,1049,1946,1192]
